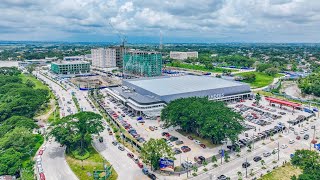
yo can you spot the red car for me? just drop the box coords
[39,172,46,180]
[38,150,44,155]
[200,144,206,149]
[137,162,144,168]
[127,153,134,159]
[296,136,301,140]
[187,136,194,140]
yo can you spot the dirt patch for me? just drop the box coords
[281,81,316,100]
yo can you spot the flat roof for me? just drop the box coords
[125,75,248,96]
[265,97,301,108]
[52,61,89,65]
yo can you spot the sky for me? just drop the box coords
[0,0,320,43]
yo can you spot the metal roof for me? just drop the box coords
[125,75,248,96]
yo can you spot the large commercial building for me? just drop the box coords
[123,50,162,77]
[63,56,85,61]
[51,61,90,75]
[170,51,198,60]
[106,75,251,116]
[91,48,116,68]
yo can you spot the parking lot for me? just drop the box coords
[99,88,315,170]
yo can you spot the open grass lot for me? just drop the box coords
[19,73,50,91]
[259,163,301,180]
[167,62,237,73]
[177,129,219,149]
[66,145,118,180]
[236,72,283,88]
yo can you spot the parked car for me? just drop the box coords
[149,126,154,131]
[200,144,206,149]
[174,148,182,154]
[112,141,118,146]
[175,140,184,145]
[296,136,301,140]
[242,162,251,168]
[281,144,288,149]
[142,167,149,175]
[169,136,178,142]
[187,136,194,140]
[194,140,201,144]
[147,173,156,180]
[304,134,310,140]
[127,153,134,159]
[263,152,271,157]
[137,162,144,168]
[181,146,191,153]
[289,139,295,144]
[253,156,262,162]
[217,175,227,180]
[118,145,125,151]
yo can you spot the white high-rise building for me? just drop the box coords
[91,48,116,68]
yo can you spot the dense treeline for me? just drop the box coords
[0,67,49,177]
[291,149,320,179]
[161,97,244,144]
[182,54,255,68]
[298,73,320,96]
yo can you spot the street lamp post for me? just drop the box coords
[277,142,280,161]
[245,158,248,178]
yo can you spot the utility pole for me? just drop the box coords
[278,141,280,161]
[245,158,248,178]
[187,157,189,178]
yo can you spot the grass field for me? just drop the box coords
[66,146,118,180]
[259,163,301,180]
[236,72,283,88]
[166,62,237,73]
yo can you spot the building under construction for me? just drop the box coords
[123,50,162,77]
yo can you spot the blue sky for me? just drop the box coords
[0,0,320,43]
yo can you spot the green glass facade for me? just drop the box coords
[51,61,90,74]
[123,51,162,77]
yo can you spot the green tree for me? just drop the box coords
[140,138,175,170]
[211,156,217,163]
[255,93,261,105]
[291,149,320,180]
[161,97,244,144]
[25,79,35,88]
[241,73,256,83]
[26,64,36,74]
[50,111,104,154]
[265,67,279,76]
[0,148,22,175]
[224,151,230,162]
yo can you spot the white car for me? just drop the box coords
[167,142,174,147]
[38,167,44,173]
[303,127,309,131]
[289,140,295,144]
[273,148,279,153]
[300,131,305,134]
[194,140,201,145]
[281,144,288,149]
[41,146,46,151]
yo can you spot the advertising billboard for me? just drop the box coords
[159,158,174,172]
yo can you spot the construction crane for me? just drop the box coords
[108,21,127,47]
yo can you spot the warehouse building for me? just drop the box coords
[105,75,251,116]
[50,61,90,75]
[123,50,162,77]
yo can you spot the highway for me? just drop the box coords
[34,71,78,180]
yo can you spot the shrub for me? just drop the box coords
[192,173,197,176]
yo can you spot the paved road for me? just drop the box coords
[41,141,78,180]
[93,129,149,180]
[34,71,78,180]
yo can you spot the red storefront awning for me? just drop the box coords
[265,97,301,108]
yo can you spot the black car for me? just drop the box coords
[112,141,118,146]
[174,149,182,154]
[253,156,262,162]
[217,175,227,180]
[147,173,156,180]
[242,162,251,168]
[169,136,178,142]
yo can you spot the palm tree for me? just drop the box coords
[255,93,261,105]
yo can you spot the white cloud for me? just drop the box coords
[0,0,319,42]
